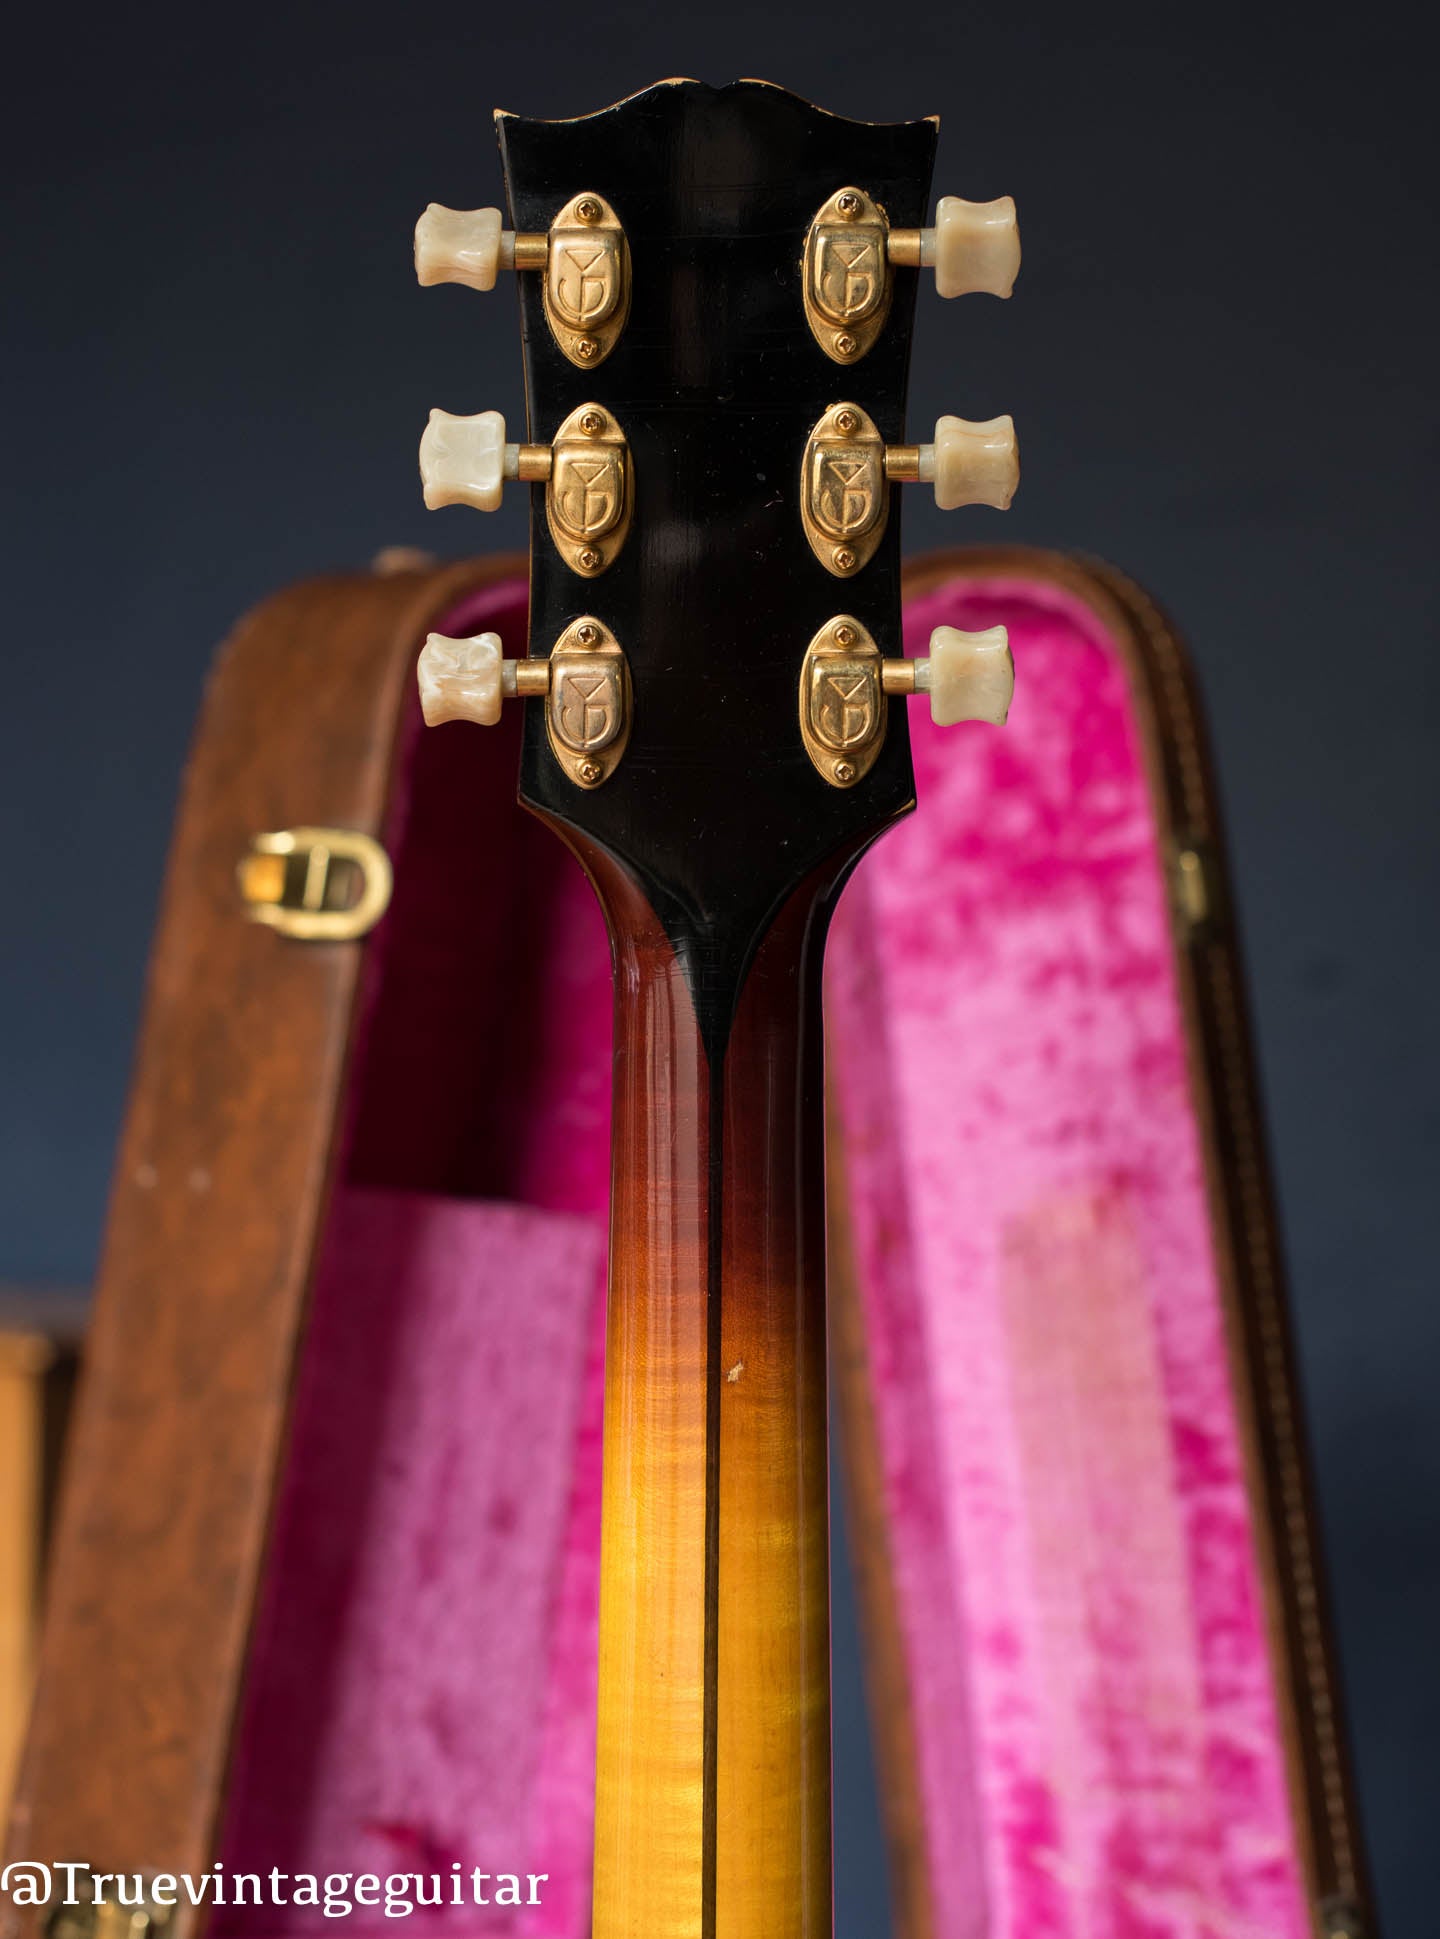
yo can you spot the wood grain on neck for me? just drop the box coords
[570,842,840,1939]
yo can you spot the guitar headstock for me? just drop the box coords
[413,79,1019,1044]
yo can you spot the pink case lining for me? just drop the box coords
[216,572,1307,1938]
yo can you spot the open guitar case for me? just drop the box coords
[5,548,1371,1939]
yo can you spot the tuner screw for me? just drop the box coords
[579,759,602,783]
[833,548,856,573]
[836,191,862,218]
[888,195,1020,299]
[834,332,856,357]
[834,622,856,647]
[576,198,602,224]
[881,625,1014,726]
[834,760,856,784]
[580,410,604,436]
[575,337,598,361]
[578,547,602,571]
[576,622,600,646]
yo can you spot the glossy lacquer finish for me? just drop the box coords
[500,81,933,1049]
[500,81,936,1937]
[561,840,845,1939]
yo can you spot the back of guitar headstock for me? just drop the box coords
[413,78,1019,1048]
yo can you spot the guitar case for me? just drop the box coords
[4,548,1371,1939]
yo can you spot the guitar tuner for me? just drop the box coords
[419,403,632,576]
[801,403,1020,574]
[799,617,1014,787]
[803,184,1020,362]
[415,190,631,367]
[418,616,631,789]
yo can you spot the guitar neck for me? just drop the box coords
[411,74,1018,1939]
[585,846,843,1938]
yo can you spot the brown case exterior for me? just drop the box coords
[3,548,1371,1939]
[3,555,517,1909]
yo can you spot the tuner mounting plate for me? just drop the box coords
[542,191,631,369]
[802,185,893,364]
[544,615,632,789]
[801,402,889,576]
[544,402,632,576]
[799,615,887,788]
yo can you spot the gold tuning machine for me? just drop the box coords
[416,617,631,790]
[418,402,631,577]
[801,403,1019,576]
[800,616,1013,788]
[415,190,631,368]
[803,186,1020,363]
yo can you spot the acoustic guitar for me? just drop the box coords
[409,77,1020,1938]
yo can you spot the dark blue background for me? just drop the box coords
[2,3,1434,1929]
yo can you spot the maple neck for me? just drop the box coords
[577,841,847,1939]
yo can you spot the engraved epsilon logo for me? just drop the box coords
[552,449,624,540]
[810,443,883,539]
[809,662,880,751]
[549,238,620,327]
[553,664,622,752]
[812,228,883,323]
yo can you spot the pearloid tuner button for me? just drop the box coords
[920,415,1020,511]
[417,632,507,726]
[881,626,1014,725]
[415,205,511,290]
[919,626,1014,725]
[418,633,552,725]
[419,409,520,513]
[924,196,1021,299]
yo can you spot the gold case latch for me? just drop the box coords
[238,827,393,941]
